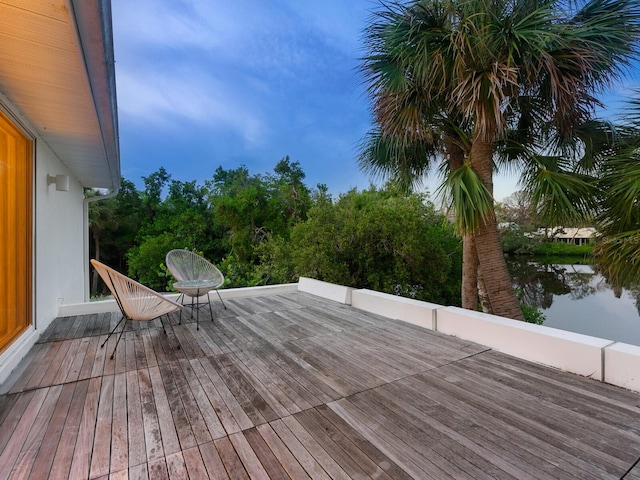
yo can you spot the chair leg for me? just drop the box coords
[176,293,185,325]
[110,318,128,359]
[216,289,227,309]
[207,291,214,326]
[196,294,200,330]
[101,315,125,348]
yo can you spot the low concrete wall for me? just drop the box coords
[351,289,441,330]
[58,283,299,317]
[298,277,353,304]
[436,307,613,380]
[604,343,640,392]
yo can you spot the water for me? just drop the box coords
[506,258,640,346]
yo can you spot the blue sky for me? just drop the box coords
[111,0,639,201]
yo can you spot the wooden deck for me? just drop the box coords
[1,291,640,479]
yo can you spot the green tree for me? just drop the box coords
[88,178,144,295]
[262,186,462,305]
[141,166,170,222]
[359,0,640,319]
[208,165,272,264]
[127,168,226,290]
[208,158,312,285]
[87,190,118,295]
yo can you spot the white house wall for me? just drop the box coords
[35,138,86,319]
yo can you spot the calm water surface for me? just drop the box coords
[507,259,640,346]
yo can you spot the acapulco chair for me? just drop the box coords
[165,249,227,329]
[90,259,182,359]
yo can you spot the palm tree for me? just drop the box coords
[594,93,640,286]
[360,0,640,320]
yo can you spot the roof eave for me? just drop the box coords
[70,0,120,191]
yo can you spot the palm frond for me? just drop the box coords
[358,129,439,191]
[593,229,640,287]
[438,163,494,234]
[523,155,597,225]
[597,148,640,231]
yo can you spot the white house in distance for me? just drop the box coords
[546,227,597,246]
[0,0,119,383]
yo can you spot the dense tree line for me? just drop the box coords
[89,157,462,307]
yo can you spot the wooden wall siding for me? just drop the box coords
[1,292,640,479]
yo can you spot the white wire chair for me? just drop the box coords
[165,249,227,329]
[90,259,183,359]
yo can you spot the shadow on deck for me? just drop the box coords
[1,291,640,479]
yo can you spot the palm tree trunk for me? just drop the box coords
[462,234,478,309]
[470,138,524,320]
[477,265,492,312]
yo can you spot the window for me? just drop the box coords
[0,110,33,352]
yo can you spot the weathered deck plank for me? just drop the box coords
[68,377,101,479]
[90,374,114,479]
[1,291,640,478]
[48,379,89,479]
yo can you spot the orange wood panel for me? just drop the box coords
[0,110,32,353]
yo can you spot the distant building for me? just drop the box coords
[545,227,597,246]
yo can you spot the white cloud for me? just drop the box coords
[113,0,219,51]
[116,66,267,146]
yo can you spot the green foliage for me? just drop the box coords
[594,231,640,288]
[520,304,546,325]
[209,157,312,266]
[594,95,640,287]
[126,233,176,291]
[514,288,547,325]
[125,170,227,290]
[88,178,145,295]
[217,254,261,288]
[500,226,542,255]
[263,186,463,306]
[92,163,464,307]
[524,158,598,227]
[96,159,316,291]
[534,242,593,258]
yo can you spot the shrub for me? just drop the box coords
[534,242,593,257]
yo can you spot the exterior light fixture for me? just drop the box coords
[47,174,70,192]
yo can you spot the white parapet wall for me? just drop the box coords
[351,289,441,330]
[604,342,640,392]
[437,306,613,380]
[298,277,353,304]
[58,283,299,317]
